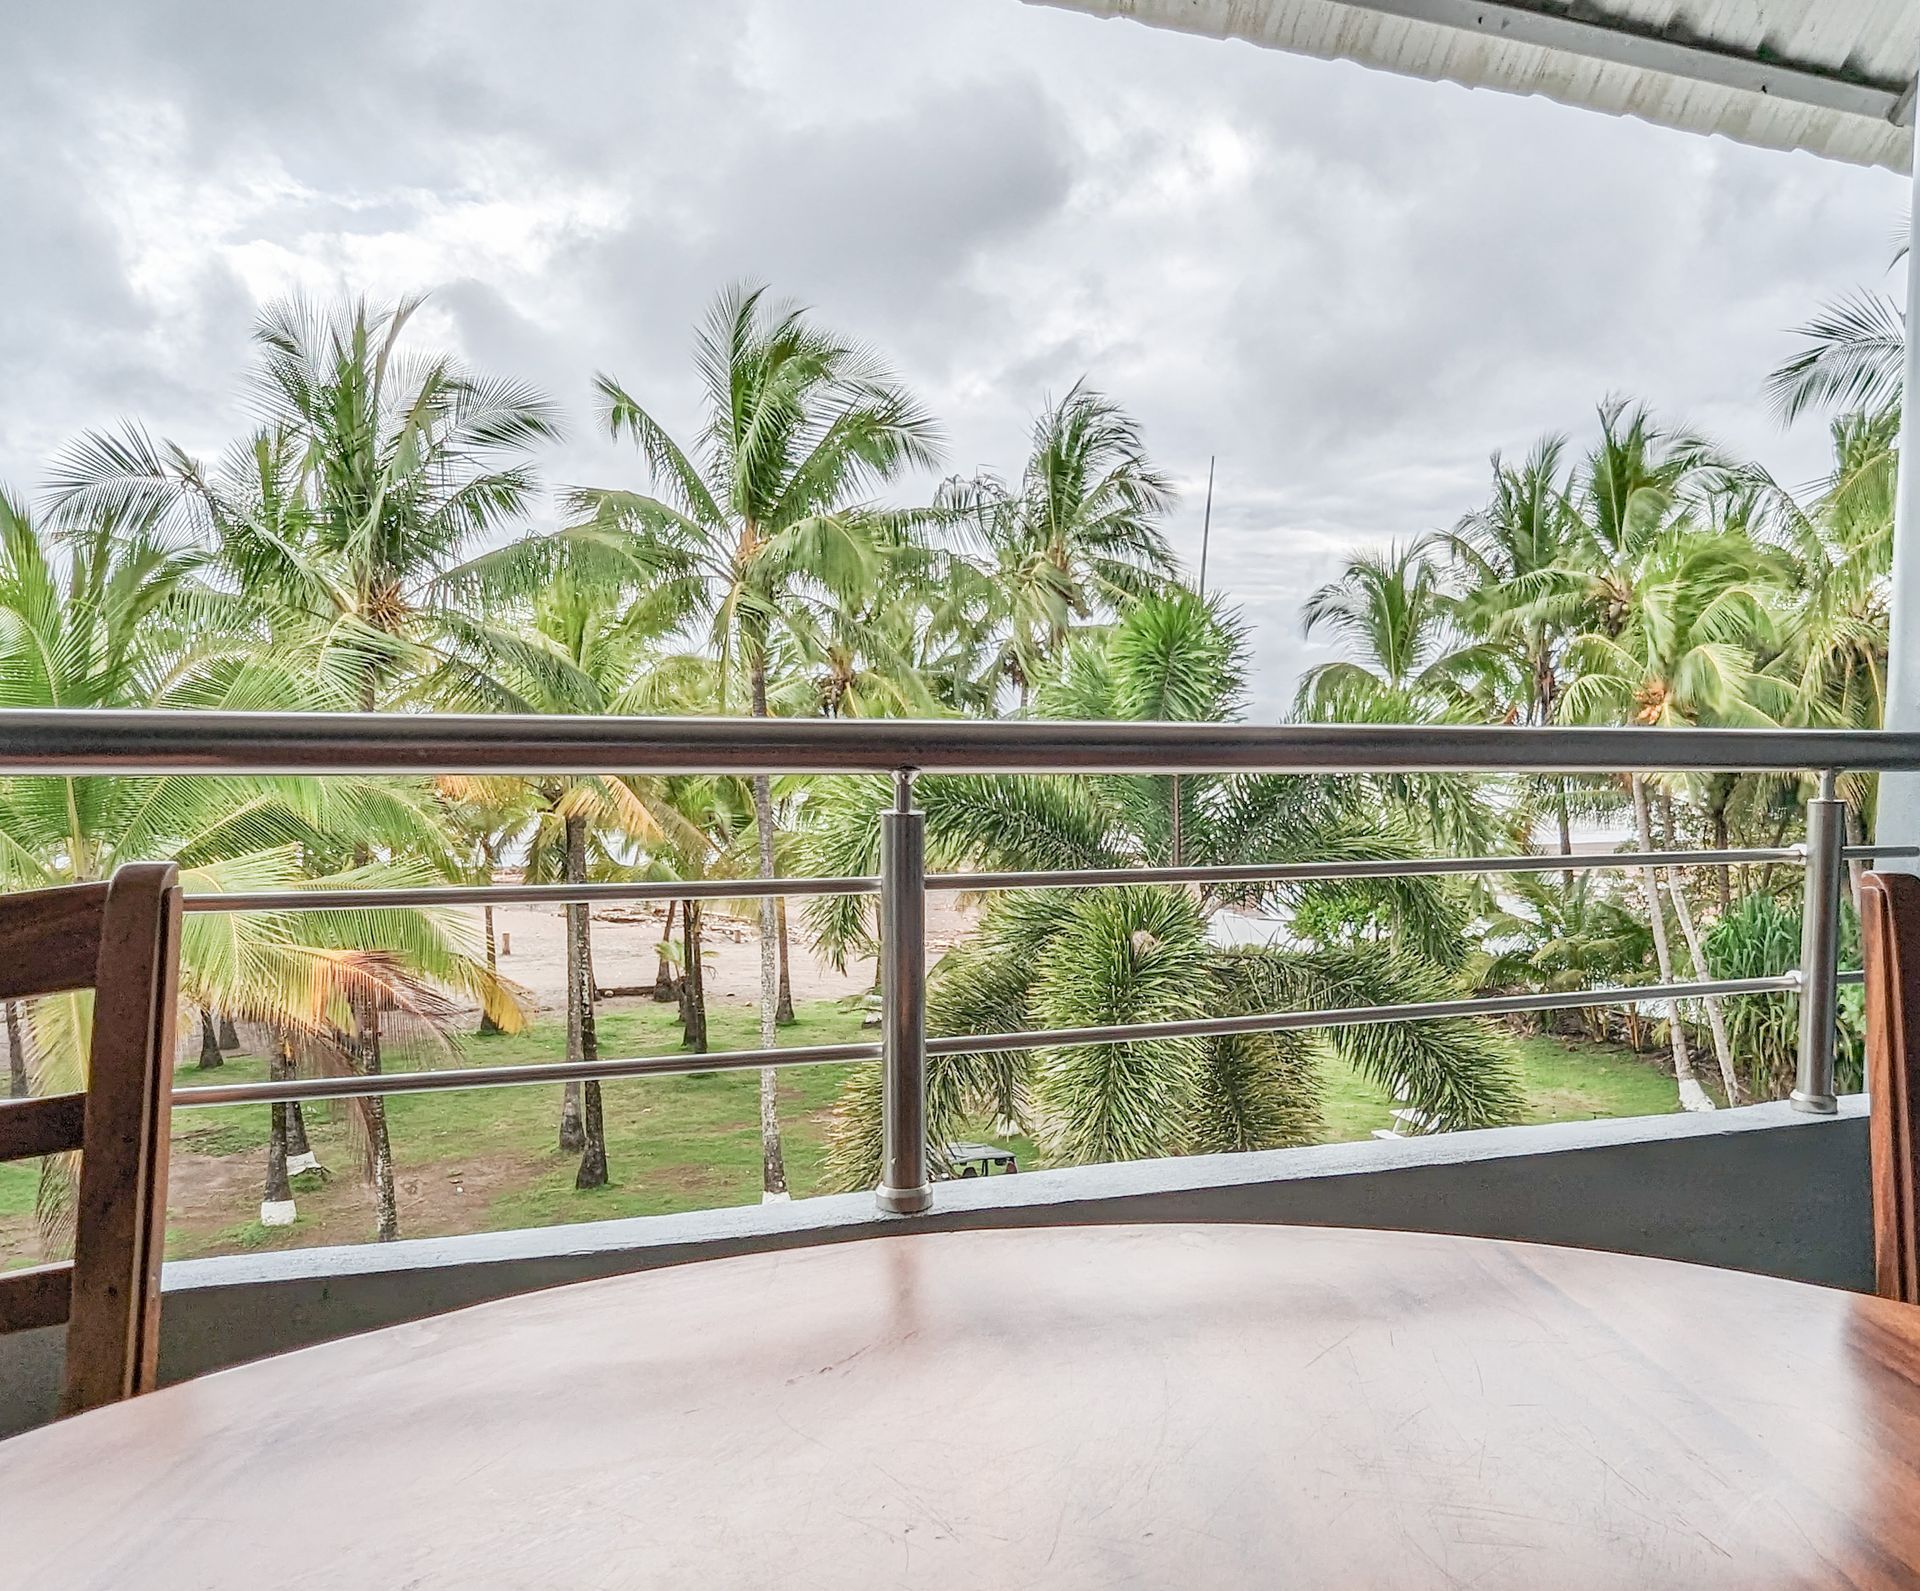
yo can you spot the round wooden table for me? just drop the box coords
[7,1223,1920,1588]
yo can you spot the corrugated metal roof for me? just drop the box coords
[1032,1,1920,172]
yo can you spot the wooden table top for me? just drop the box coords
[7,1223,1920,1589]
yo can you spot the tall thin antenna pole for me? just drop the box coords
[1196,455,1216,598]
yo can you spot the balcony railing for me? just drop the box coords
[5,709,1913,1215]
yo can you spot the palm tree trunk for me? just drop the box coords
[263,1104,293,1223]
[261,1032,295,1226]
[679,899,707,1051]
[478,834,503,1036]
[557,1087,584,1150]
[1655,770,1739,1101]
[557,867,584,1152]
[197,1011,223,1070]
[1665,865,1742,1105]
[565,813,609,1189]
[6,1000,25,1097]
[285,1101,318,1176]
[655,900,679,1002]
[554,802,584,1149]
[1535,669,1573,885]
[1633,776,1712,1111]
[577,1073,608,1190]
[349,672,399,1238]
[1759,812,1793,895]
[749,656,789,1200]
[1555,783,1574,887]
[354,1004,400,1241]
[1845,803,1868,911]
[265,1025,320,1176]
[478,915,503,1041]
[217,1015,240,1050]
[775,896,796,1026]
[1712,808,1733,914]
[349,833,399,1239]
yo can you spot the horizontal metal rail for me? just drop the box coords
[181,875,878,913]
[923,976,1800,1057]
[177,843,1882,914]
[926,847,1808,894]
[170,974,1795,1109]
[6,708,1920,775]
[173,1039,884,1108]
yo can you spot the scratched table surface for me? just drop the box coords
[7,1223,1920,1589]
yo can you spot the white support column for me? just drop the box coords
[1875,117,1920,867]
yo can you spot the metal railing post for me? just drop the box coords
[1793,769,1845,1114]
[877,770,931,1214]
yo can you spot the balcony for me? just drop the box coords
[0,709,1903,1441]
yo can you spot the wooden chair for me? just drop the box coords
[1861,870,1920,1302]
[0,864,182,1416]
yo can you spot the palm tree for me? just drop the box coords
[50,294,562,714]
[774,579,945,721]
[612,651,764,1055]
[941,381,1176,700]
[48,293,558,1236]
[0,492,521,1243]
[1538,404,1727,1108]
[908,548,1026,715]
[478,569,700,1189]
[1471,872,1653,1044]
[1711,409,1894,897]
[1748,408,1897,824]
[1560,508,1791,1108]
[1769,408,1896,737]
[1438,439,1600,861]
[438,784,537,1038]
[800,591,1523,1186]
[579,283,941,1199]
[1291,548,1513,862]
[1767,289,1904,424]
[765,578,956,1021]
[1443,442,1581,718]
[1297,542,1463,717]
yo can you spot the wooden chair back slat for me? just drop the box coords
[0,1263,74,1334]
[0,883,108,1001]
[62,863,181,1413]
[1861,871,1920,1303]
[0,1092,86,1161]
[0,863,182,1417]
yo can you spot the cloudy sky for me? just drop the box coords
[3,0,1906,712]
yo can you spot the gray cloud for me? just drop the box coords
[0,0,1904,711]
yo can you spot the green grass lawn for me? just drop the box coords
[0,1156,34,1219]
[153,999,891,1259]
[1318,1030,1713,1141]
[0,1005,1708,1266]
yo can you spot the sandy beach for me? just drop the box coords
[481,894,980,1020]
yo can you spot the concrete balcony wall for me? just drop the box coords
[0,1097,1873,1439]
